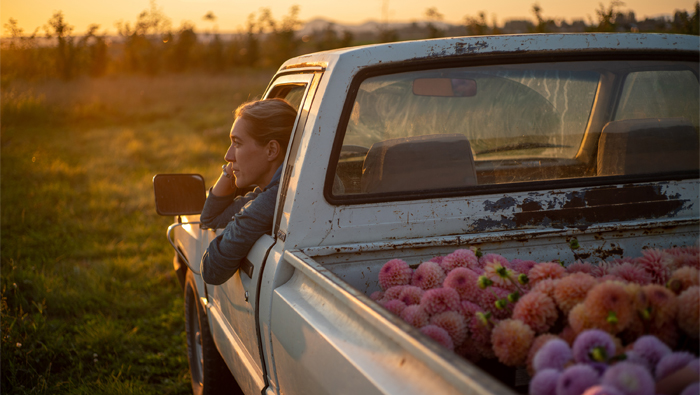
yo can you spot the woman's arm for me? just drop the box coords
[201,183,278,285]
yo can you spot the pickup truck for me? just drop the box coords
[153,33,700,395]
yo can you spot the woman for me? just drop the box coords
[200,98,297,285]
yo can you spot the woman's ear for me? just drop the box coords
[266,140,281,162]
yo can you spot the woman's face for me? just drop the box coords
[225,118,275,188]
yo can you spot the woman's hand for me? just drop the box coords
[210,163,237,197]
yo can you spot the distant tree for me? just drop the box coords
[45,11,78,80]
[425,7,444,38]
[531,3,556,33]
[465,12,489,35]
[264,6,302,65]
[1,18,44,80]
[240,13,260,67]
[116,0,172,74]
[596,0,625,32]
[167,22,197,72]
[80,24,109,77]
[672,2,699,35]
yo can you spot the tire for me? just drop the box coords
[185,271,241,395]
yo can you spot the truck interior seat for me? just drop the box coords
[361,133,478,194]
[597,118,700,177]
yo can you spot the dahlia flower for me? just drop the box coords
[533,338,573,373]
[557,364,601,395]
[530,369,561,395]
[529,262,567,286]
[411,261,446,290]
[583,282,633,334]
[527,334,560,376]
[420,287,461,316]
[401,305,429,328]
[378,258,413,290]
[601,362,655,395]
[636,249,673,285]
[430,311,467,347]
[554,272,597,314]
[572,329,616,364]
[677,285,699,338]
[491,319,534,366]
[513,291,558,333]
[443,267,480,301]
[420,324,454,350]
[440,249,479,272]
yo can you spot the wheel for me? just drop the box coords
[185,271,241,395]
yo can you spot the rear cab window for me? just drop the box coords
[328,59,700,200]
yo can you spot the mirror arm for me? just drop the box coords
[167,222,202,275]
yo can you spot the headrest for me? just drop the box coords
[597,118,699,177]
[361,134,477,194]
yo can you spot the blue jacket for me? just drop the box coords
[200,166,282,285]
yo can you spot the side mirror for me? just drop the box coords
[153,174,206,216]
[412,78,477,97]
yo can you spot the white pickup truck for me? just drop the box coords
[153,33,700,395]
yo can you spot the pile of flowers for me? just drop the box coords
[371,246,700,394]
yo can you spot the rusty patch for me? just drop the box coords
[484,196,517,212]
[519,198,543,212]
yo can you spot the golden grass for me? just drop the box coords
[1,70,274,393]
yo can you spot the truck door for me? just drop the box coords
[205,71,321,395]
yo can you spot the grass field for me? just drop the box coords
[1,70,274,393]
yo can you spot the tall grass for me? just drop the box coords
[1,70,273,393]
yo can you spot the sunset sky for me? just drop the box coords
[2,0,697,35]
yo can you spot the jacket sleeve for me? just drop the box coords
[200,188,258,229]
[201,186,277,285]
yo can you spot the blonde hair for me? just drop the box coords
[234,99,297,152]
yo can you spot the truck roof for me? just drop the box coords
[278,33,699,74]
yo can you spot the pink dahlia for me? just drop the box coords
[591,261,615,278]
[378,259,413,290]
[483,261,517,290]
[383,299,407,316]
[370,291,384,301]
[512,291,558,333]
[636,249,673,285]
[583,282,633,334]
[533,278,561,299]
[642,284,678,329]
[420,324,454,350]
[411,261,446,290]
[400,305,429,328]
[468,313,495,345]
[529,262,567,286]
[430,311,468,347]
[567,260,596,275]
[491,319,535,366]
[477,286,513,319]
[443,267,480,301]
[569,303,592,334]
[459,300,482,325]
[429,255,445,265]
[397,285,424,306]
[420,287,461,316]
[677,285,699,338]
[511,259,538,275]
[667,267,700,294]
[380,285,406,303]
[554,272,597,314]
[609,262,653,285]
[527,334,561,376]
[479,253,510,269]
[440,249,479,272]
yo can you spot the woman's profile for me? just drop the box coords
[199,98,297,285]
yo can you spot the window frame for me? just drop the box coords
[323,50,700,206]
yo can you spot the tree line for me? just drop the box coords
[1,1,698,81]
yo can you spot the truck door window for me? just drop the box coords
[329,60,699,200]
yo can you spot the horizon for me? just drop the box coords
[2,0,697,37]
